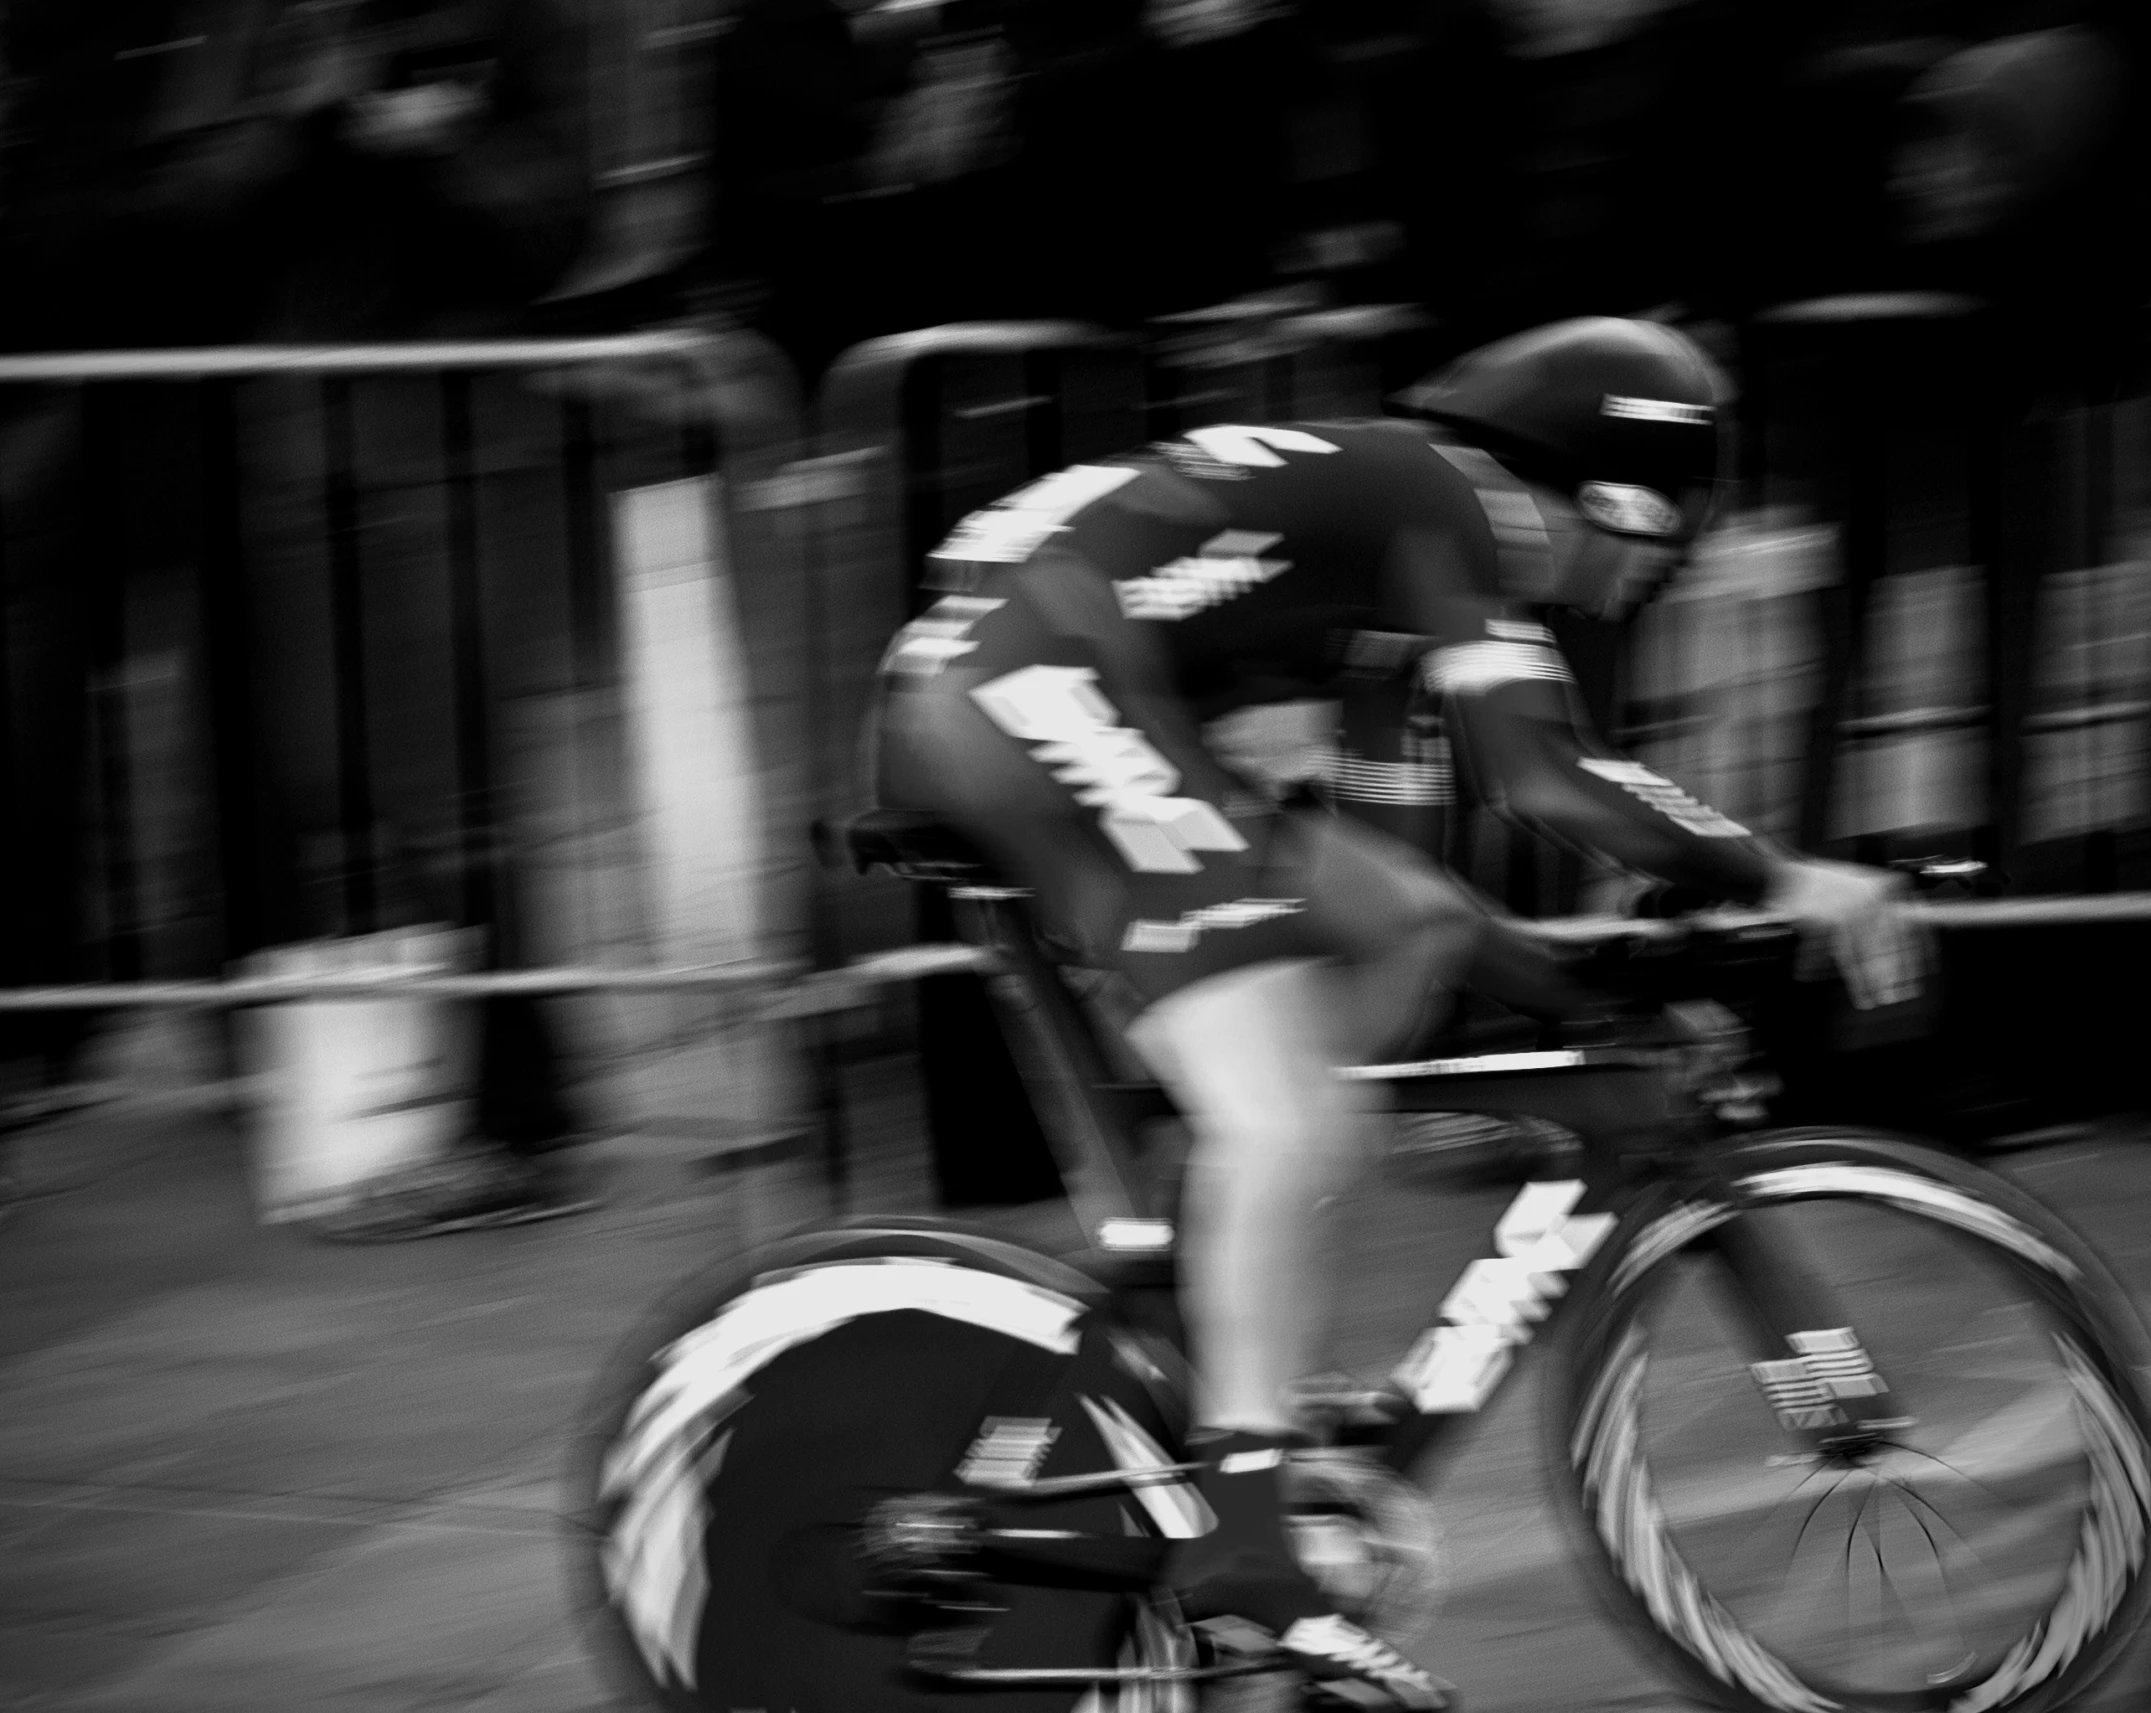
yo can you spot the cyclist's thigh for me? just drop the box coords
[1285,812,1492,1058]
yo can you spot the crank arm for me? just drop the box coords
[962,1461,1202,1499]
[912,1637,1283,1686]
[912,1614,1292,1685]
[917,1660,1284,1685]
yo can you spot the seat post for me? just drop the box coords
[949,889,1177,1251]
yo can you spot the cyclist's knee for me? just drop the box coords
[1128,960,1378,1154]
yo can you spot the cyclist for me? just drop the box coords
[869,316,1924,1707]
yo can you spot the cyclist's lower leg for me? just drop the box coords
[1124,919,1470,1708]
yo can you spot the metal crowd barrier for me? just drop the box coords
[1629,293,2151,899]
[0,330,818,1156]
[4,304,2148,1201]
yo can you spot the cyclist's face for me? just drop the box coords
[1567,530,1684,619]
[1523,488,1685,617]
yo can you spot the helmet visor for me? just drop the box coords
[1576,481,1685,538]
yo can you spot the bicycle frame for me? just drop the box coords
[945,884,1911,1483]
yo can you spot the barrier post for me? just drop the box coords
[809,323,1133,1203]
[588,331,815,1161]
[235,926,482,1223]
[1740,296,1992,867]
[0,331,818,1195]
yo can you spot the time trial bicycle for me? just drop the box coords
[568,811,2151,1713]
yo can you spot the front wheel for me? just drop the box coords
[1552,1130,2151,1713]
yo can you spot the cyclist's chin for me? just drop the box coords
[1586,544,1682,620]
[1567,584,1650,623]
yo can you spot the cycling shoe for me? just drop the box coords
[1170,1429,1455,1709]
[1281,1612,1455,1709]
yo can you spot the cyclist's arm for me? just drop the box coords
[1431,615,1782,903]
[1431,611,1924,1007]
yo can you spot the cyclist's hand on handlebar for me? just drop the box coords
[1761,857,1928,1009]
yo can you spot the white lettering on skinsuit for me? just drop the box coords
[881,596,1007,676]
[1114,530,1290,620]
[1577,757,1750,838]
[930,464,1141,565]
[1180,425,1342,468]
[1392,1180,1615,1413]
[1121,897,1306,954]
[970,664,1249,873]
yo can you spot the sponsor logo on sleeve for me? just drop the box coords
[1577,757,1749,837]
[971,664,1248,873]
[1114,530,1289,620]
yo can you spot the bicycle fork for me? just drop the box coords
[1706,1206,1912,1459]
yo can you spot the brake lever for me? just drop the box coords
[1890,855,2002,899]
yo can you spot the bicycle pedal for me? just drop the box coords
[1195,1614,1287,1660]
[1295,1652,1460,1713]
[1300,1677,1455,1712]
[1285,1375,1413,1437]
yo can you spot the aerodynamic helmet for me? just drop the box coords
[1395,318,1731,543]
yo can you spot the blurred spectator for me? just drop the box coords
[993,0,1303,326]
[1697,5,1959,314]
[0,2,226,347]
[2,3,598,1224]
[705,0,944,378]
[1,0,588,346]
[1891,14,2146,402]
[1362,0,1748,347]
[149,0,591,339]
[701,0,1308,374]
[0,393,104,1108]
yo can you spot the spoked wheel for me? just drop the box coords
[566,1217,1198,1713]
[1554,1131,2151,1713]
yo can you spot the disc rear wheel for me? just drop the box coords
[568,1219,1195,1712]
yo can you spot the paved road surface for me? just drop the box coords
[4,1065,2149,1711]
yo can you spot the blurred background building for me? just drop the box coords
[0,0,2147,1143]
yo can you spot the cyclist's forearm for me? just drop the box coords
[1497,771,1781,904]
[1448,682,1782,905]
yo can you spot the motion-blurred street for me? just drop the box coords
[5,1062,2149,1713]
